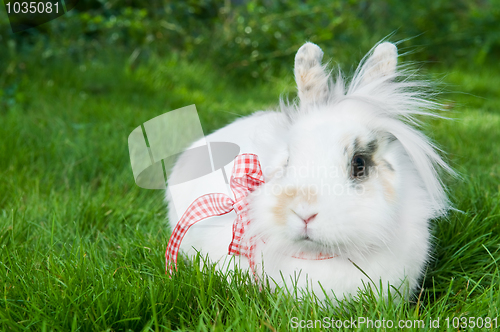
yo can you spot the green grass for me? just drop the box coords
[1,52,499,331]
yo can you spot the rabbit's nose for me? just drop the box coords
[303,213,318,225]
[291,209,318,224]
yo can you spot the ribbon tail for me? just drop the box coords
[228,213,247,256]
[165,193,233,276]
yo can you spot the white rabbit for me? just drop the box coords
[166,41,452,302]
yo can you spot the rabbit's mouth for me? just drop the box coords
[300,227,318,243]
[295,231,314,243]
[296,234,327,249]
[290,237,339,259]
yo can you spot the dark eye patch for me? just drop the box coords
[350,137,377,180]
[353,137,378,156]
[351,155,368,178]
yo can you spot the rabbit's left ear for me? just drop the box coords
[294,42,329,106]
[359,42,398,86]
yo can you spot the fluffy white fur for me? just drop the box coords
[166,41,452,301]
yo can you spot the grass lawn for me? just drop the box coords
[1,52,499,331]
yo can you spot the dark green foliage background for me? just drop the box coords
[2,0,500,81]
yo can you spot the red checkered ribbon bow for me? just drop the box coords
[165,153,265,275]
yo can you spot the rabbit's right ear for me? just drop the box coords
[359,42,398,86]
[294,42,329,106]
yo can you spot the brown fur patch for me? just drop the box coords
[381,176,396,202]
[272,186,296,225]
[272,186,317,225]
[376,161,396,203]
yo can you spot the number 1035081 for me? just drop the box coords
[6,2,59,14]
[445,316,497,329]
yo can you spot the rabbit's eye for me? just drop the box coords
[351,155,367,178]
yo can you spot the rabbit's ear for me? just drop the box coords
[294,42,329,106]
[360,42,398,86]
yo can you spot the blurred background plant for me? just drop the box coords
[1,0,499,84]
